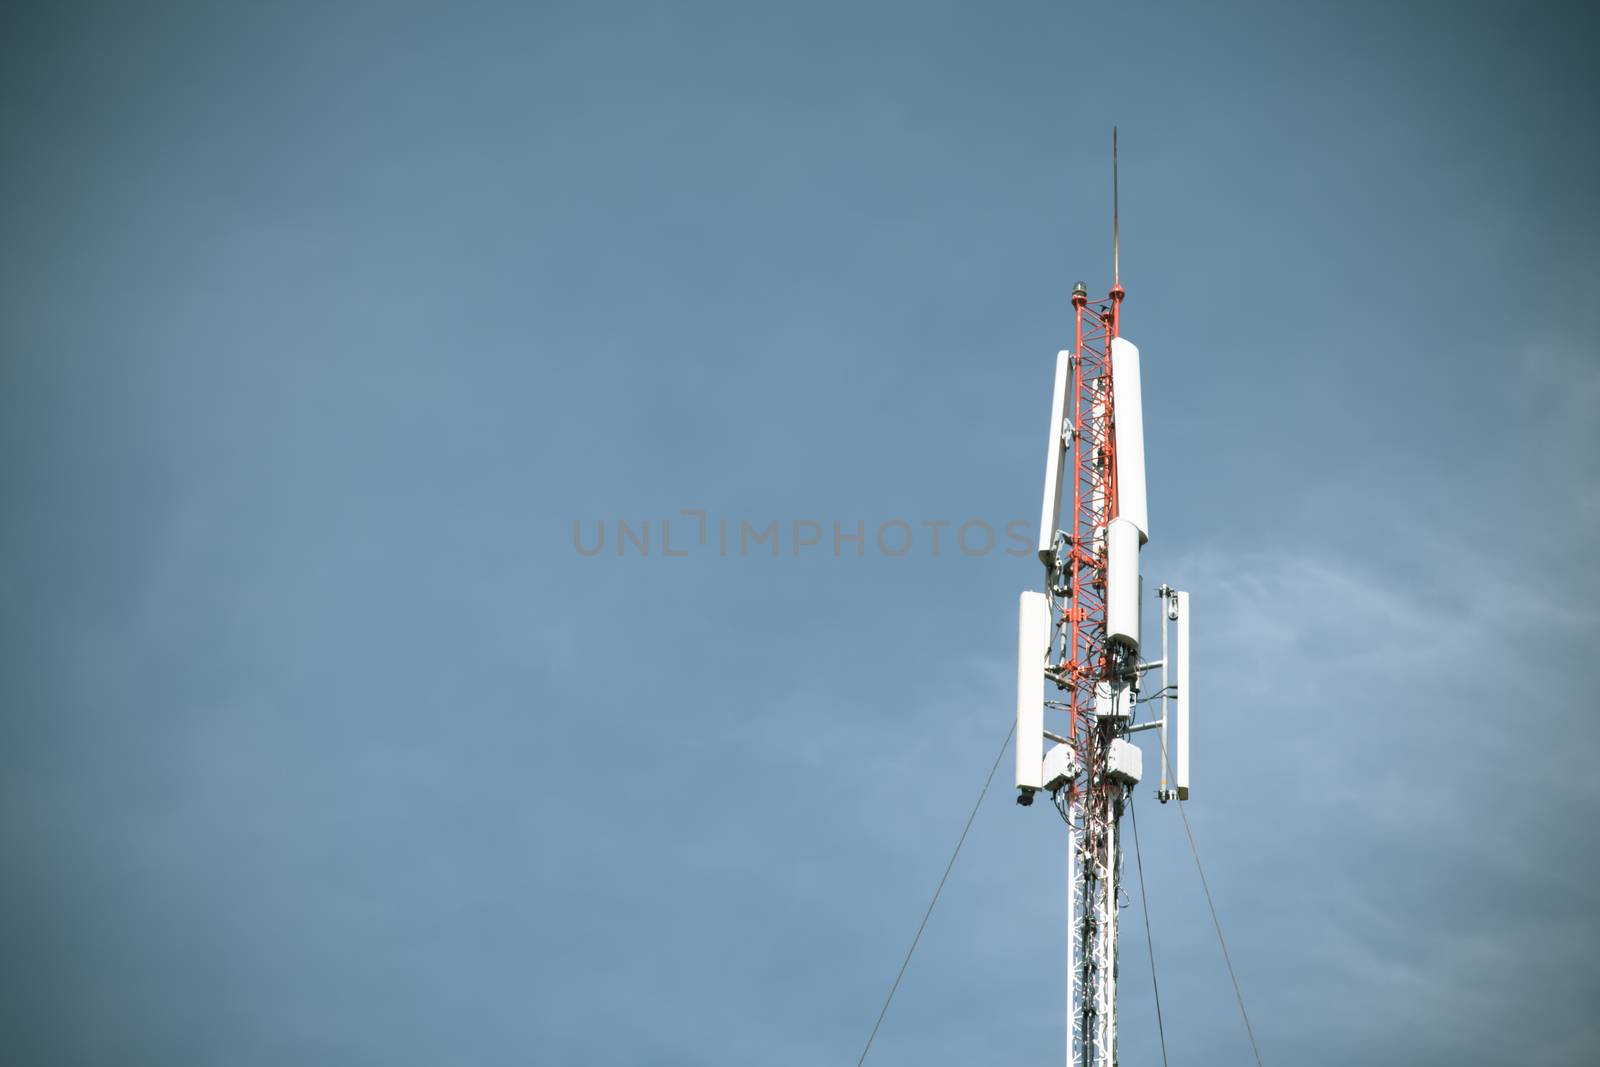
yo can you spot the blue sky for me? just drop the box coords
[2,2,1597,1064]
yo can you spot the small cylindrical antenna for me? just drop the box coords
[1112,126,1119,289]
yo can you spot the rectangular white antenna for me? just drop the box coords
[1037,350,1073,563]
[1176,589,1190,800]
[1015,590,1050,792]
[1105,516,1141,652]
[1109,337,1148,540]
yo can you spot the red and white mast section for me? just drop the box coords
[1014,131,1192,1067]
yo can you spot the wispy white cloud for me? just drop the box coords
[1145,339,1600,1063]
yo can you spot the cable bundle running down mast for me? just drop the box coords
[1015,130,1193,1067]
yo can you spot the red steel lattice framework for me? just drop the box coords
[1056,282,1124,759]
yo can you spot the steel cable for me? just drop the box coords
[1161,749,1265,1067]
[1127,795,1169,1067]
[854,720,1014,1067]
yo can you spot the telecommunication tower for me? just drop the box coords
[1015,130,1192,1066]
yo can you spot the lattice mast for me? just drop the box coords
[1013,130,1192,1067]
[1064,276,1124,1067]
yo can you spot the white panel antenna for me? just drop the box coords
[1015,590,1050,792]
[1037,350,1073,563]
[1109,337,1148,541]
[1175,590,1190,800]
